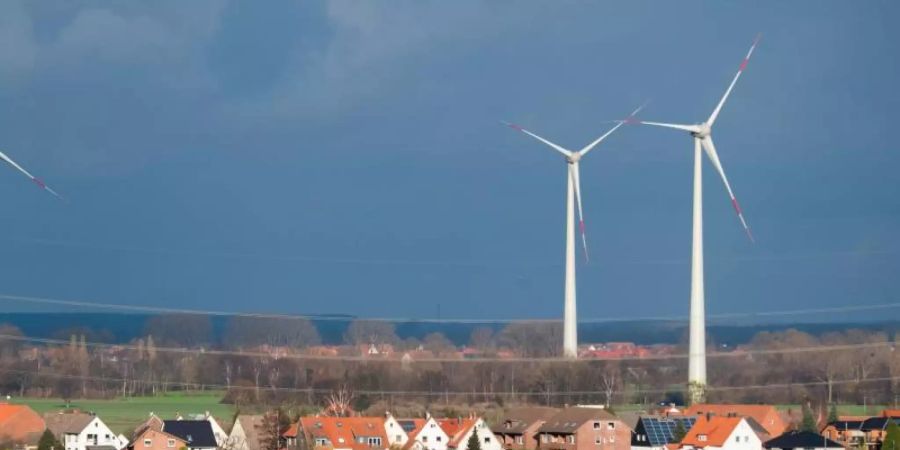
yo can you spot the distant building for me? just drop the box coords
[128,428,187,450]
[763,430,843,450]
[296,416,391,450]
[0,403,45,450]
[631,416,697,450]
[44,412,126,450]
[821,420,863,448]
[493,407,560,450]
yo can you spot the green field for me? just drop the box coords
[11,392,234,435]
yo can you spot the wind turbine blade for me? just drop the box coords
[569,162,588,262]
[0,150,63,200]
[501,121,572,157]
[707,33,761,127]
[639,121,701,133]
[578,101,649,157]
[700,136,754,242]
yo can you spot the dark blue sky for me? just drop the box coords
[0,1,898,321]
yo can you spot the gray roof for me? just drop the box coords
[494,407,560,434]
[44,412,95,434]
[537,407,618,434]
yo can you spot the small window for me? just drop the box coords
[736,436,740,442]
[436,437,442,442]
[430,423,435,428]
[594,422,601,430]
[484,437,490,444]
[608,422,616,430]
[595,438,602,445]
[567,436,576,444]
[745,436,749,443]
[516,436,523,445]
[144,440,152,447]
[610,436,615,443]
[168,439,176,448]
[542,435,549,443]
[396,435,402,442]
[423,436,428,443]
[699,435,707,442]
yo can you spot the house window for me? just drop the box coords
[567,436,576,444]
[744,436,749,443]
[315,439,328,446]
[144,440,152,447]
[396,435,402,442]
[367,437,382,446]
[699,435,707,442]
[423,436,428,443]
[168,440,176,448]
[595,438,602,445]
[609,436,615,443]
[484,437,490,444]
[436,437,442,442]
[542,435,549,443]
[594,422,601,430]
[607,422,616,430]
[516,436,523,445]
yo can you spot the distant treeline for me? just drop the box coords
[0,312,897,347]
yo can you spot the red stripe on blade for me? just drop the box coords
[33,178,46,189]
[731,198,743,215]
[739,59,749,71]
[579,220,585,233]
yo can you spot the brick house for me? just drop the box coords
[492,407,559,450]
[0,403,46,449]
[128,428,188,450]
[534,407,631,450]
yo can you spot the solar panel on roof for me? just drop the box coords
[398,421,417,432]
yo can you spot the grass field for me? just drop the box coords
[11,392,234,434]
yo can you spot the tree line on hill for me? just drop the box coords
[0,318,898,409]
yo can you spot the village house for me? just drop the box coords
[296,416,391,450]
[399,416,449,450]
[679,416,760,450]
[533,406,631,450]
[383,413,408,448]
[177,413,228,448]
[492,407,560,450]
[158,420,218,450]
[630,416,697,450]
[44,411,126,450]
[0,403,46,450]
[683,405,787,438]
[128,428,187,450]
[859,416,900,450]
[436,417,501,450]
[821,419,864,448]
[227,415,264,450]
[763,430,843,450]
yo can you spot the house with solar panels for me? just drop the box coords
[631,416,696,450]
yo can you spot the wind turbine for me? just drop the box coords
[635,35,760,403]
[503,104,644,358]
[1,150,63,199]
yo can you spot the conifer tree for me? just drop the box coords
[466,428,482,450]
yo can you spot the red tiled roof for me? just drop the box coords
[685,404,787,436]
[437,418,477,449]
[299,416,388,450]
[681,416,742,448]
[283,422,299,438]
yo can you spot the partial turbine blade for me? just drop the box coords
[569,162,589,262]
[501,121,572,157]
[707,33,762,127]
[700,136,754,242]
[0,150,63,200]
[639,121,701,133]
[578,101,649,157]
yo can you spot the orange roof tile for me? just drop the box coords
[283,422,299,438]
[437,418,477,449]
[685,404,786,436]
[299,416,389,450]
[681,416,743,448]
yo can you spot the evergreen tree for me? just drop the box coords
[828,404,839,424]
[801,403,817,432]
[38,429,63,450]
[884,422,900,450]
[672,421,688,442]
[466,428,482,450]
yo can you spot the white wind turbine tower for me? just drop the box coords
[636,35,760,403]
[1,149,63,198]
[503,104,644,358]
